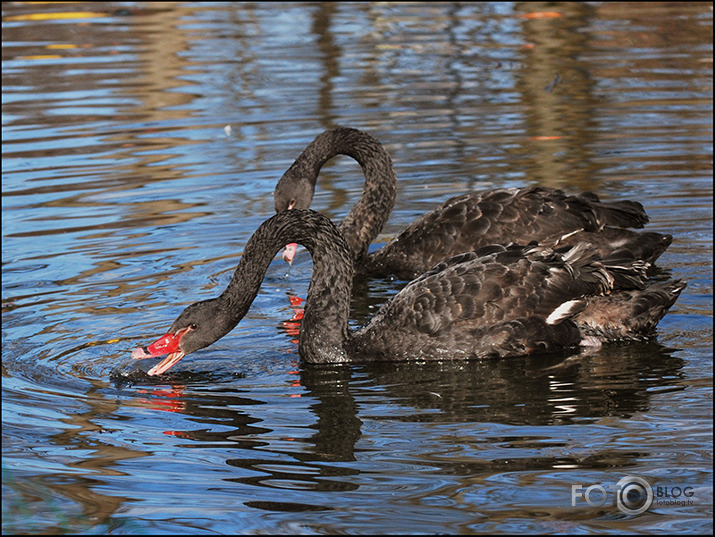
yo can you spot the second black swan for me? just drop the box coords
[274,127,672,280]
[132,210,684,375]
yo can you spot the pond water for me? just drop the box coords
[2,2,712,534]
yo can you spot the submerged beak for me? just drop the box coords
[132,326,193,376]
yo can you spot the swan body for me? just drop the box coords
[132,210,684,375]
[274,127,672,279]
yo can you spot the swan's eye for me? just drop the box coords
[189,323,197,330]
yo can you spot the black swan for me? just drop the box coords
[274,127,672,280]
[131,209,684,376]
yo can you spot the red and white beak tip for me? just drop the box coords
[146,351,186,376]
[131,327,192,375]
[282,243,298,265]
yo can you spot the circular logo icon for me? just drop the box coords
[616,476,653,515]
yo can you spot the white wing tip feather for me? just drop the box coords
[546,299,583,325]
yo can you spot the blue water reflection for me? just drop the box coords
[2,2,712,534]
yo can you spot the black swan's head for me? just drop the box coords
[274,166,315,213]
[131,297,238,376]
[273,166,318,263]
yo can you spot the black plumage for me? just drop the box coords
[132,210,684,375]
[273,127,672,280]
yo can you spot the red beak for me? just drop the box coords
[131,327,192,376]
[282,242,298,264]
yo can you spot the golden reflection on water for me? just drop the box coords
[2,1,711,534]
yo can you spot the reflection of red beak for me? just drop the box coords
[282,242,298,265]
[131,327,193,376]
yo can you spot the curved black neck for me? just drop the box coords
[287,127,397,263]
[221,209,354,363]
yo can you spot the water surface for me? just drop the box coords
[2,2,712,534]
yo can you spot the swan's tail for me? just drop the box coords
[556,228,672,265]
[577,191,650,229]
[574,279,686,342]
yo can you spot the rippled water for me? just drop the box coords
[2,2,712,534]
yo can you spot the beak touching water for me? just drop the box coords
[131,326,193,376]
